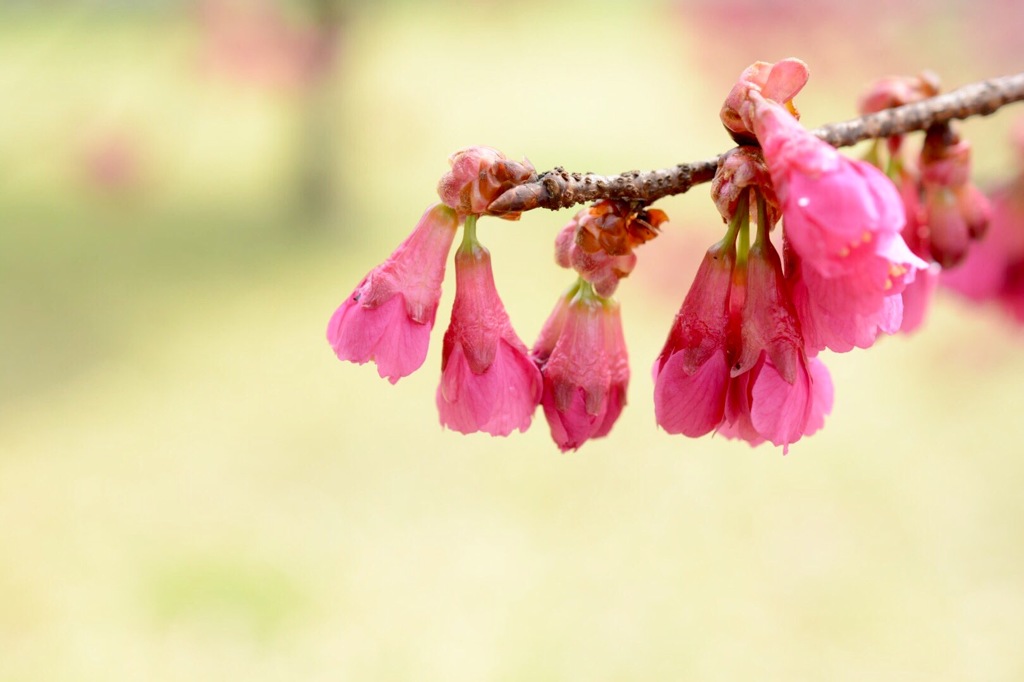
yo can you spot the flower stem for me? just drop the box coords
[725,190,751,268]
[753,190,770,249]
[458,213,481,255]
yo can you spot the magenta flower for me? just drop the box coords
[747,96,926,352]
[720,58,809,144]
[436,220,542,436]
[653,240,734,437]
[654,194,833,451]
[532,282,629,452]
[327,203,458,383]
[716,355,833,453]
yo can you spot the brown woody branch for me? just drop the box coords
[488,71,1024,216]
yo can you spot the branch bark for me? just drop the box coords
[488,71,1024,216]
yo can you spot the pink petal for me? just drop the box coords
[327,295,432,384]
[750,358,812,452]
[437,340,541,436]
[654,350,729,437]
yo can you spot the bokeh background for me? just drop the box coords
[2,1,1024,680]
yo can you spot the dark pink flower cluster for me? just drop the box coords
[328,147,541,436]
[327,162,658,450]
[325,60,981,454]
[654,59,927,451]
[653,166,833,452]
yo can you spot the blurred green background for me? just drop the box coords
[2,1,1024,680]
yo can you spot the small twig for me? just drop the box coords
[488,71,1024,215]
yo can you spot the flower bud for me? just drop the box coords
[436,146,534,218]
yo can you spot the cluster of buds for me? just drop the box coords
[858,72,992,331]
[943,119,1024,322]
[326,58,1001,453]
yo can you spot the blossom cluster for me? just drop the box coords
[855,72,993,332]
[943,119,1024,321]
[326,58,1010,453]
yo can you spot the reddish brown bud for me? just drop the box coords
[437,146,535,219]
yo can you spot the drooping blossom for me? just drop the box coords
[532,282,629,452]
[654,183,833,452]
[728,234,835,452]
[530,198,665,450]
[744,74,927,352]
[436,218,542,435]
[327,203,458,383]
[653,239,734,438]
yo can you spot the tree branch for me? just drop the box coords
[488,71,1024,216]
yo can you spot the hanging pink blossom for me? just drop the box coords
[533,286,629,451]
[437,237,541,436]
[747,94,926,352]
[653,241,734,437]
[653,214,833,451]
[327,204,458,383]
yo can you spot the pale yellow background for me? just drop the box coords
[2,2,1023,680]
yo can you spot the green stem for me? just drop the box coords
[735,190,751,269]
[720,190,749,253]
[754,190,770,249]
[459,213,479,252]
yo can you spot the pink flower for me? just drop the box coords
[653,241,734,437]
[327,203,458,383]
[749,97,926,352]
[436,231,542,436]
[653,214,833,450]
[717,355,833,453]
[786,240,910,353]
[720,58,809,143]
[729,235,833,451]
[532,284,629,451]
